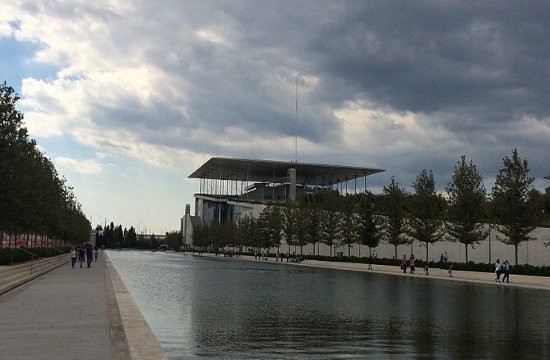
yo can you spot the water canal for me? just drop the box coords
[106,250,550,359]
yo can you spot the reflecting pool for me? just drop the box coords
[107,250,550,359]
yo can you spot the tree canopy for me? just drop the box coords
[1,82,90,245]
[445,156,489,262]
[492,148,542,265]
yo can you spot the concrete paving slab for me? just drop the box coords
[0,251,168,360]
[0,254,116,360]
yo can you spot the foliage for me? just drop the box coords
[407,169,446,261]
[0,246,71,265]
[281,204,297,253]
[0,82,90,244]
[445,156,489,262]
[379,176,409,259]
[164,230,183,250]
[356,192,381,256]
[257,205,283,249]
[491,148,542,265]
[340,196,358,257]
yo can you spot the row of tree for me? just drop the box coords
[0,82,90,246]
[93,222,183,250]
[192,152,550,266]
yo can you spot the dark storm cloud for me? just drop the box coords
[144,1,550,150]
[13,0,549,192]
[305,1,550,120]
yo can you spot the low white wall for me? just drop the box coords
[279,226,550,266]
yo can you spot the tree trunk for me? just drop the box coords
[465,244,469,263]
[425,242,429,262]
[515,244,519,266]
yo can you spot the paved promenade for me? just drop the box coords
[0,252,167,360]
[198,253,550,290]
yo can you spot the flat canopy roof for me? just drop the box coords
[189,157,384,186]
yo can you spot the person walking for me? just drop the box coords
[502,259,510,283]
[401,255,408,273]
[448,264,454,277]
[94,246,98,262]
[78,246,85,268]
[409,255,415,274]
[71,247,77,268]
[85,244,93,268]
[495,259,502,282]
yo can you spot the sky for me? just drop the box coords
[1,1,549,235]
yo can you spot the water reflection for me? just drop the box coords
[107,251,550,359]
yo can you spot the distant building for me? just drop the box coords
[182,157,384,248]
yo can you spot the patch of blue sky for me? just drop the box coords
[36,136,95,161]
[0,37,59,93]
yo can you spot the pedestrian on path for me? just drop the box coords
[495,259,502,282]
[409,255,415,274]
[94,246,98,262]
[85,244,93,268]
[448,264,454,277]
[502,260,510,283]
[78,246,85,268]
[401,255,408,273]
[71,247,77,268]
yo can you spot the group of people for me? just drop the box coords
[400,253,512,283]
[401,254,430,275]
[71,244,99,268]
[494,259,511,283]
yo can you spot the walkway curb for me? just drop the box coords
[0,254,69,296]
[106,253,168,360]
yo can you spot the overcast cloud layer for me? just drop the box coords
[1,1,549,232]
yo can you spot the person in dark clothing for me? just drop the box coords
[78,246,85,268]
[85,244,93,268]
[502,259,510,283]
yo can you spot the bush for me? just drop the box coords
[0,247,70,266]
[302,254,550,277]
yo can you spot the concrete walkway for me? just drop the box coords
[197,253,550,290]
[0,252,167,360]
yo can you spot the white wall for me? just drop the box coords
[276,226,550,266]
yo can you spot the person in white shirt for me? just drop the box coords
[495,259,502,282]
[502,260,510,283]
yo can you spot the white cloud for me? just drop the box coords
[54,156,104,174]
[3,1,550,233]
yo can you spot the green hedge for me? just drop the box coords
[0,247,71,266]
[302,254,550,277]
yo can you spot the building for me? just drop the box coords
[181,157,384,248]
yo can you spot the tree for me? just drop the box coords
[380,176,409,259]
[445,156,489,262]
[319,208,341,257]
[281,204,297,254]
[543,174,550,226]
[340,196,358,257]
[407,170,446,261]
[356,192,381,257]
[257,205,283,250]
[0,81,90,246]
[302,196,321,255]
[294,203,310,255]
[491,148,542,265]
[236,214,259,250]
